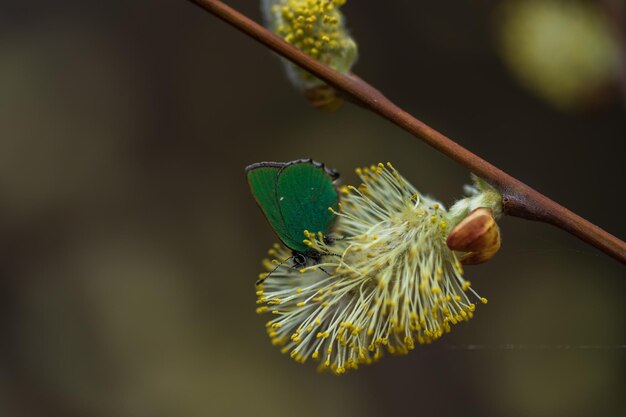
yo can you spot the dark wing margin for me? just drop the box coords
[285,158,340,181]
[246,159,339,181]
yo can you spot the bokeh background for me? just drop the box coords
[1,1,625,416]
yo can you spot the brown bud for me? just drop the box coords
[446,207,501,265]
[303,85,343,112]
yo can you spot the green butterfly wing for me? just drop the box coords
[246,160,339,253]
[246,163,294,248]
[276,163,339,251]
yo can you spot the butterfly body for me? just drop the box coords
[246,159,340,270]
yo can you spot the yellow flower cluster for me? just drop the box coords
[277,0,346,60]
[262,0,358,88]
[256,163,488,374]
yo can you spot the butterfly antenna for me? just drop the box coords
[256,255,293,286]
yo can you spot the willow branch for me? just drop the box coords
[186,0,626,264]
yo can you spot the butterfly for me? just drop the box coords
[246,159,340,281]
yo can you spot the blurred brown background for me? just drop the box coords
[1,1,625,416]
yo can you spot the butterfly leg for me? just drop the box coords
[323,233,344,245]
[317,266,333,276]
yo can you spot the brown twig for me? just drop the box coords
[186,0,626,264]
